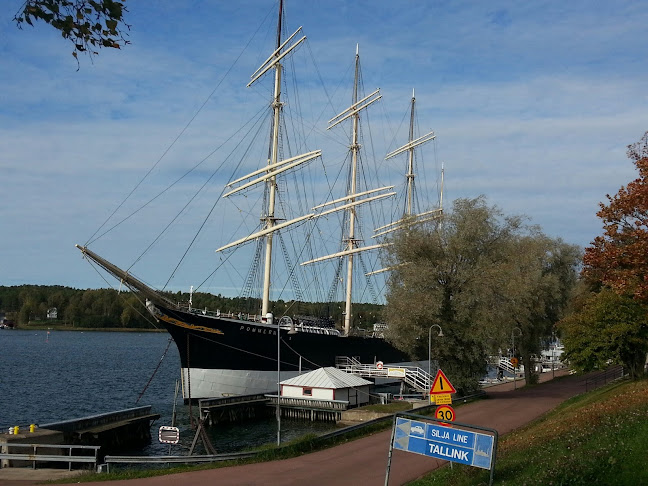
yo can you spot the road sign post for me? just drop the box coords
[435,405,455,423]
[429,369,456,404]
[385,412,498,486]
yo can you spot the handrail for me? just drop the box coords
[103,451,257,472]
[0,442,100,471]
[336,360,432,394]
[585,365,624,392]
[266,395,349,411]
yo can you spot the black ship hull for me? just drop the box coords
[151,302,409,398]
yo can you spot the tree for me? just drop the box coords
[559,288,648,378]
[583,131,648,301]
[13,0,130,63]
[382,197,580,392]
[570,131,648,378]
[512,235,582,384]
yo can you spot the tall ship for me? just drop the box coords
[77,1,442,400]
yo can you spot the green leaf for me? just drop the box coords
[105,19,118,32]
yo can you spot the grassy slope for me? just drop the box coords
[408,378,648,486]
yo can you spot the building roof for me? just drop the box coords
[281,367,372,389]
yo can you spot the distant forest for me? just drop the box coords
[0,285,384,330]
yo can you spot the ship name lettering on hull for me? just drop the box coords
[241,325,277,335]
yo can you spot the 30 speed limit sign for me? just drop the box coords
[435,405,456,423]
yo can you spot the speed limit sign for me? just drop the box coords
[435,405,455,423]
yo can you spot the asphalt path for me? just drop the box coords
[1,369,590,486]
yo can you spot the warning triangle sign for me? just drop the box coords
[430,369,457,394]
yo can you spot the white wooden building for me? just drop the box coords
[280,367,372,407]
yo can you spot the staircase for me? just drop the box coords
[496,356,524,374]
[335,357,435,394]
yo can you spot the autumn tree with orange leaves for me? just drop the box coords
[562,131,648,378]
[583,132,648,300]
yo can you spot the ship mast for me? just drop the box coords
[261,0,284,317]
[306,46,391,336]
[373,91,441,239]
[405,88,416,217]
[342,46,361,336]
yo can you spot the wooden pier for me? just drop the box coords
[1,406,160,466]
[199,394,351,424]
[199,394,272,425]
[266,395,349,422]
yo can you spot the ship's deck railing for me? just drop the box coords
[177,307,343,336]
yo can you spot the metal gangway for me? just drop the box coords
[492,356,525,375]
[335,357,436,394]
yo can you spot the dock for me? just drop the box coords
[1,406,160,470]
[199,394,271,425]
[199,393,359,424]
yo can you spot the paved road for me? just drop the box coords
[1,370,588,486]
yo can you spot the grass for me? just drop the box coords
[407,378,648,486]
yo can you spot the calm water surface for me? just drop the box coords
[0,330,337,454]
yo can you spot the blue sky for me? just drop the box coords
[1,0,646,297]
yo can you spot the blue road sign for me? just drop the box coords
[393,417,494,469]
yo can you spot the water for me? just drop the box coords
[0,330,338,455]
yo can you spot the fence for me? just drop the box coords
[0,442,100,471]
[584,364,625,392]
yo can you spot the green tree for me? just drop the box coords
[64,294,82,326]
[559,288,648,378]
[18,299,35,324]
[383,197,580,392]
[512,235,582,384]
[13,0,130,63]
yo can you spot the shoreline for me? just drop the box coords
[8,325,164,333]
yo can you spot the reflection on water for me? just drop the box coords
[0,330,338,454]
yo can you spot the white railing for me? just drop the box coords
[335,357,432,394]
[497,357,525,374]
[0,443,100,471]
[266,395,349,410]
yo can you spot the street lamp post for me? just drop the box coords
[268,312,280,446]
[512,327,522,390]
[428,325,444,390]
[551,330,556,379]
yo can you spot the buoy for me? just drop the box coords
[376,361,384,370]
[30,424,36,433]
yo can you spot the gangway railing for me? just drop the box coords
[335,357,434,394]
[496,357,525,374]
